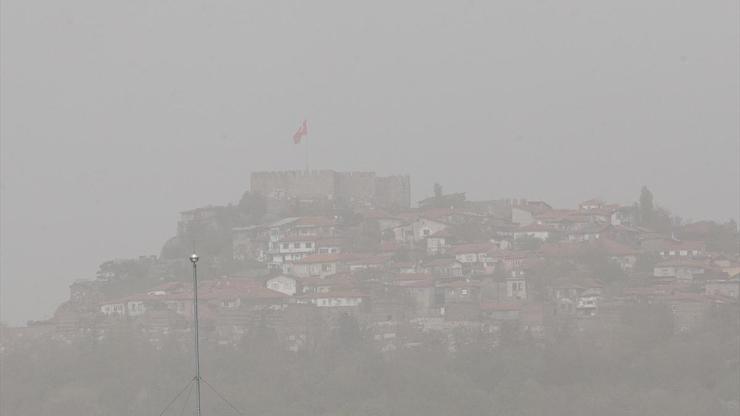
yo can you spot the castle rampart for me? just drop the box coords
[250,170,410,208]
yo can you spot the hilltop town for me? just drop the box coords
[6,170,739,352]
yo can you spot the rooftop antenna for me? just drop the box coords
[189,250,202,416]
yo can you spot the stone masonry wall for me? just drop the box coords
[250,170,410,208]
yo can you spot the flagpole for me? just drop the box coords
[303,120,309,172]
[305,136,309,172]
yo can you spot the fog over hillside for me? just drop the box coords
[2,0,737,326]
[1,2,738,415]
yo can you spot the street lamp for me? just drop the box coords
[190,252,202,416]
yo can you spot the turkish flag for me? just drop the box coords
[293,120,308,144]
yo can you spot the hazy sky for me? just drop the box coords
[1,0,738,325]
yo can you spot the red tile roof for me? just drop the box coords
[595,238,640,256]
[299,275,356,287]
[294,253,358,264]
[297,291,368,299]
[437,279,481,288]
[424,258,462,267]
[429,228,455,238]
[517,223,557,232]
[347,253,394,265]
[392,272,433,281]
[391,278,435,288]
[361,209,402,221]
[295,216,338,227]
[448,243,497,255]
[480,302,522,311]
[103,278,288,305]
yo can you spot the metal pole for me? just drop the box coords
[189,253,202,416]
[304,138,309,172]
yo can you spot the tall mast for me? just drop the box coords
[189,252,202,416]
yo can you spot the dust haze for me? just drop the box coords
[1,1,739,415]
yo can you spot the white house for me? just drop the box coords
[298,292,366,308]
[423,258,464,277]
[426,229,453,255]
[610,207,635,226]
[291,254,347,278]
[597,239,639,272]
[511,207,536,226]
[705,277,740,299]
[101,301,126,316]
[575,288,600,316]
[506,277,527,300]
[100,297,148,317]
[482,250,525,272]
[654,260,706,281]
[316,238,343,254]
[449,243,497,265]
[658,241,705,258]
[392,218,449,244]
[500,224,553,241]
[265,275,298,296]
[268,237,317,272]
[566,225,608,242]
[263,216,340,270]
[548,276,603,316]
[578,198,605,211]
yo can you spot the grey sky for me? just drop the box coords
[1,0,738,325]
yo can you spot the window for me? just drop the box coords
[306,242,313,249]
[282,243,289,250]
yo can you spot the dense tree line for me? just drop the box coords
[3,308,737,416]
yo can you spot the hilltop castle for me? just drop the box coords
[250,170,411,209]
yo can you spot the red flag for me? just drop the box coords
[293,120,308,144]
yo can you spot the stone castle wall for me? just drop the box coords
[251,170,337,199]
[336,172,377,205]
[375,175,411,209]
[250,170,410,208]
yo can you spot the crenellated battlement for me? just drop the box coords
[252,170,337,177]
[250,170,410,208]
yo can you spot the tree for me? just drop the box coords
[353,219,381,251]
[639,186,654,226]
[514,235,543,250]
[238,191,266,223]
[634,253,660,273]
[335,312,363,351]
[434,182,443,199]
[455,221,486,242]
